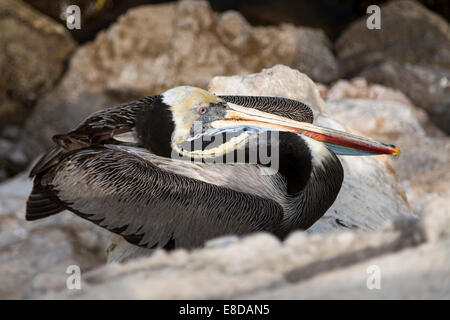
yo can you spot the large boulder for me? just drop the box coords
[20,0,338,161]
[39,210,450,299]
[335,0,450,134]
[320,78,450,218]
[0,0,76,128]
[0,0,76,181]
[23,0,160,43]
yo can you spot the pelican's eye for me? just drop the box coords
[197,103,209,115]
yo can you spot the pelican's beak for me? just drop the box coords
[211,103,400,156]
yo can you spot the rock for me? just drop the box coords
[321,77,442,135]
[336,0,450,72]
[20,0,338,161]
[0,0,76,129]
[325,98,425,142]
[213,0,450,40]
[209,64,326,116]
[37,209,450,299]
[23,91,125,162]
[324,78,413,108]
[319,78,450,220]
[405,165,450,218]
[286,26,338,83]
[23,0,160,43]
[358,62,450,134]
[0,0,76,182]
[23,0,450,45]
[0,174,108,299]
[0,126,29,181]
[335,0,450,134]
[325,99,450,216]
[249,239,450,299]
[325,98,449,177]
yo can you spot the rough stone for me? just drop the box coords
[335,0,450,133]
[358,62,450,134]
[37,209,450,299]
[321,77,444,136]
[23,0,163,43]
[248,240,450,299]
[0,0,76,129]
[0,174,108,299]
[336,0,450,73]
[319,78,450,218]
[0,0,76,182]
[209,64,326,116]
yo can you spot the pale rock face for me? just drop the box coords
[319,77,450,218]
[0,0,76,182]
[335,0,450,133]
[0,0,76,129]
[208,64,326,116]
[0,174,108,299]
[39,210,450,299]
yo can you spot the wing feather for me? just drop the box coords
[52,97,154,150]
[40,146,283,249]
[220,95,314,123]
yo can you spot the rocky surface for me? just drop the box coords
[0,173,108,299]
[0,0,75,128]
[19,0,338,162]
[319,77,450,218]
[38,209,449,299]
[336,0,450,133]
[24,0,162,43]
[0,0,76,181]
[23,1,450,44]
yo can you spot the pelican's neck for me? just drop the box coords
[276,134,344,238]
[135,96,174,158]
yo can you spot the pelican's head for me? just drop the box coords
[138,86,400,160]
[161,86,226,148]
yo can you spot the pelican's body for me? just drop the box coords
[26,86,399,250]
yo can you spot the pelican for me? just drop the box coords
[26,86,400,250]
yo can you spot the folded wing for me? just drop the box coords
[27,145,283,249]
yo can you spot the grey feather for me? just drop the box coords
[46,146,284,249]
[219,95,314,123]
[52,97,154,150]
